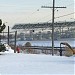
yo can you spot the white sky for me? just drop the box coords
[0,0,74,31]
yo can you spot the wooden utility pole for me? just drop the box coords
[52,0,55,56]
[41,0,66,55]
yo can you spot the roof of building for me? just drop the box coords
[12,21,75,29]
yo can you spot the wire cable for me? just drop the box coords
[47,12,75,22]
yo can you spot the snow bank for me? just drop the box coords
[4,43,14,53]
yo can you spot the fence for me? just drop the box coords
[0,29,17,53]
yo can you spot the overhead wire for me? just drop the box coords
[44,2,74,23]
[21,2,52,23]
[15,1,74,23]
[47,12,75,22]
[35,2,74,23]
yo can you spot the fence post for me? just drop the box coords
[14,31,17,53]
[60,43,62,56]
[8,26,9,45]
[0,33,1,43]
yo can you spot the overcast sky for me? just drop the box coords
[0,0,74,31]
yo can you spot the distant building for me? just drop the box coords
[12,21,75,40]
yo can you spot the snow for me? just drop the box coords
[3,43,14,53]
[0,42,75,75]
[0,53,75,75]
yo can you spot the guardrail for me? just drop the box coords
[10,45,75,55]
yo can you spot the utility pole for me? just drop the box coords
[52,0,55,56]
[41,0,66,56]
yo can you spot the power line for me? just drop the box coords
[47,12,75,22]
[55,12,75,19]
[21,1,73,23]
[17,1,74,23]
[35,2,73,23]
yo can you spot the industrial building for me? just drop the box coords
[12,21,75,41]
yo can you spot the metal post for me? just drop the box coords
[60,43,62,56]
[8,26,9,45]
[14,31,17,53]
[52,0,55,56]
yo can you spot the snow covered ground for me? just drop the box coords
[0,52,75,75]
[0,42,75,75]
